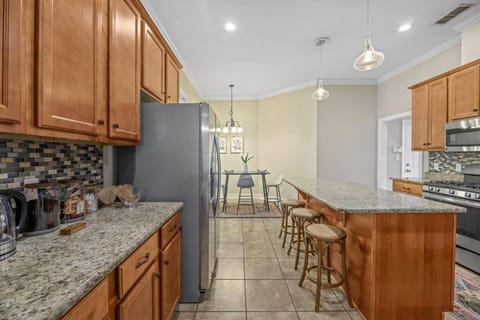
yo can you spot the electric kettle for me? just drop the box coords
[0,190,27,261]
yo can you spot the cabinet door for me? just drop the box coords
[448,65,480,121]
[161,232,181,320]
[411,85,429,151]
[37,0,105,135]
[119,259,160,320]
[142,22,166,102]
[165,54,179,103]
[427,78,448,150]
[0,0,23,126]
[109,0,141,141]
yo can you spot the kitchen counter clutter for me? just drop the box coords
[285,177,465,213]
[0,202,183,320]
[285,177,463,320]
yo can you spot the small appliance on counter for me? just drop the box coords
[0,190,27,260]
[24,183,61,236]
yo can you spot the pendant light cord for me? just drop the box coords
[229,84,234,120]
[366,0,370,36]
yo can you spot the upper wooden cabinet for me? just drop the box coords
[165,53,180,103]
[411,78,448,151]
[37,0,106,136]
[109,0,141,141]
[0,0,25,127]
[448,64,480,121]
[142,22,166,102]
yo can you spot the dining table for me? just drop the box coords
[222,170,270,212]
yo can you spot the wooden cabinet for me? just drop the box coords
[0,0,25,130]
[411,78,447,151]
[161,232,181,320]
[119,259,160,320]
[448,65,480,121]
[62,277,110,320]
[142,21,166,102]
[392,179,423,197]
[37,0,106,136]
[109,0,141,141]
[165,53,180,103]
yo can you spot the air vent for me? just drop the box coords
[435,3,476,24]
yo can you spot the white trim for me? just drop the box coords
[377,111,412,190]
[205,95,260,101]
[453,11,480,32]
[377,36,461,84]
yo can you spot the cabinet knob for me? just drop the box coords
[423,143,427,146]
[154,273,161,279]
[163,260,169,265]
[113,123,120,129]
[167,95,171,99]
[97,119,105,125]
[474,108,479,112]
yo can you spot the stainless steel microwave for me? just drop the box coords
[445,117,480,152]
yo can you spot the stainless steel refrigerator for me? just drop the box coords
[116,102,221,303]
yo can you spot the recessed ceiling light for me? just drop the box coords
[224,21,236,32]
[398,22,413,32]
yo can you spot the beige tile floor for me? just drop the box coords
[175,218,361,320]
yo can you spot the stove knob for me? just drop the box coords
[475,194,480,199]
[428,186,434,191]
[435,187,441,192]
[449,190,455,195]
[465,192,472,198]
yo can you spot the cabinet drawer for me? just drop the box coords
[62,278,109,320]
[118,232,159,297]
[392,180,423,197]
[161,212,181,249]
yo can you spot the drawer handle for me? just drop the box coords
[169,224,178,233]
[163,260,169,265]
[135,252,150,269]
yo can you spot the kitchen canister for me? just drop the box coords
[58,179,86,223]
[23,182,61,236]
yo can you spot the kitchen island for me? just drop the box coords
[285,177,466,320]
[0,202,183,320]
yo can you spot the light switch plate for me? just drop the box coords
[456,163,462,172]
[433,163,439,170]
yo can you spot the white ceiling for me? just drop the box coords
[143,0,480,99]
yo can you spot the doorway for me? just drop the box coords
[377,112,423,190]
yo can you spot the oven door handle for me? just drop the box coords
[424,192,480,210]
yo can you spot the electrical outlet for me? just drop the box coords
[433,163,439,170]
[456,163,463,172]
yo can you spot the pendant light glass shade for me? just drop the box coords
[353,36,385,71]
[312,79,330,100]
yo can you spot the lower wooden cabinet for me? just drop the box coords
[119,259,160,320]
[161,232,181,320]
[62,277,110,320]
[392,179,423,197]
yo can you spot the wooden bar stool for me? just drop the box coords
[288,207,322,270]
[279,199,305,248]
[299,223,353,312]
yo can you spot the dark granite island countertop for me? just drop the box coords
[0,202,183,320]
[285,177,465,213]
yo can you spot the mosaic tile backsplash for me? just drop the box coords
[0,138,103,190]
[429,151,480,173]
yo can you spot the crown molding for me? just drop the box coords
[141,0,205,99]
[377,35,461,84]
[453,11,480,32]
[204,95,260,101]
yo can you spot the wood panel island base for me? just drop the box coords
[285,178,465,320]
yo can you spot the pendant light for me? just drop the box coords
[222,84,243,133]
[353,0,385,71]
[312,37,330,101]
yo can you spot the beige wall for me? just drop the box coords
[377,44,461,118]
[179,71,203,102]
[208,100,261,198]
[462,22,480,64]
[258,87,317,198]
[317,85,378,186]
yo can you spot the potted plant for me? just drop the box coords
[241,153,254,172]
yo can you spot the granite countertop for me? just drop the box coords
[390,177,430,184]
[285,177,466,213]
[0,202,183,320]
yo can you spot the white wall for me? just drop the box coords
[258,87,317,198]
[462,21,480,64]
[317,85,377,187]
[377,44,461,119]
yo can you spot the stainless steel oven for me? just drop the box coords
[445,116,480,152]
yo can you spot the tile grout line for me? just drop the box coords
[243,219,248,320]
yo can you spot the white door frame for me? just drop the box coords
[377,111,412,190]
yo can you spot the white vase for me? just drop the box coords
[243,164,248,173]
